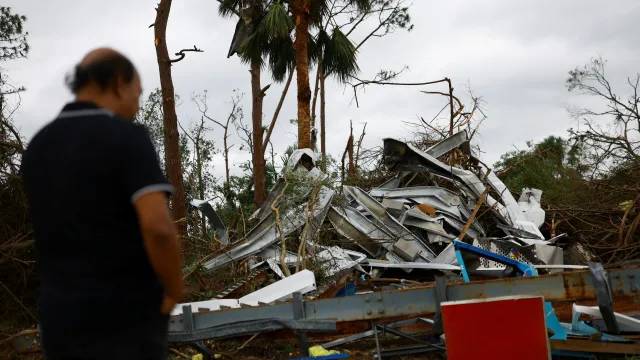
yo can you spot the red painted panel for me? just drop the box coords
[441,295,551,360]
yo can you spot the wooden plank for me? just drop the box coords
[550,339,640,354]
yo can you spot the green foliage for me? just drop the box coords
[135,89,165,165]
[493,136,586,202]
[0,9,32,334]
[323,28,360,83]
[0,7,28,62]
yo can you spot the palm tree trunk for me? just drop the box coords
[154,0,188,243]
[292,0,312,149]
[250,60,266,205]
[310,62,321,151]
[320,66,327,171]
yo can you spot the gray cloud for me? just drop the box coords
[4,0,639,178]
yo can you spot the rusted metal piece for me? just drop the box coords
[317,272,354,299]
[166,266,640,343]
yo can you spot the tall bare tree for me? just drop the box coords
[566,56,640,177]
[153,0,202,240]
[178,116,216,238]
[194,89,244,185]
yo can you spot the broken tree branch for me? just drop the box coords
[170,45,203,63]
[263,69,294,151]
[355,122,367,169]
[458,169,492,239]
[272,175,292,277]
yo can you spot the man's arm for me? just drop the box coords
[134,191,183,303]
[119,124,184,309]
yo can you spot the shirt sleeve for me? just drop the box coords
[119,123,174,203]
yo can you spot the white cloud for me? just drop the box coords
[4,0,639,176]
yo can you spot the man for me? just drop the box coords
[21,48,184,360]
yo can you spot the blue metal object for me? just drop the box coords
[545,302,568,340]
[454,245,470,282]
[453,239,538,278]
[335,283,356,297]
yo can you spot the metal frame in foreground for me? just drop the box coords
[168,265,640,343]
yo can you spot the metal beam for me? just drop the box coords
[168,266,640,342]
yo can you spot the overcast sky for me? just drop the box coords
[3,0,639,179]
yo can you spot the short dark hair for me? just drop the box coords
[65,54,136,94]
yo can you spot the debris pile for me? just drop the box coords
[193,130,567,287]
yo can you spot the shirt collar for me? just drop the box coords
[58,101,115,119]
[61,101,100,112]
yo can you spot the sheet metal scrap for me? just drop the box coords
[190,199,228,244]
[343,186,436,262]
[203,187,335,271]
[327,205,393,256]
[472,237,563,269]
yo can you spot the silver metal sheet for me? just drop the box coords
[315,246,367,277]
[191,199,228,244]
[327,206,393,256]
[365,259,460,271]
[382,138,512,224]
[301,187,334,247]
[285,148,319,171]
[344,186,436,261]
[425,130,471,158]
[431,242,457,265]
[486,171,544,239]
[203,188,335,271]
[518,188,546,228]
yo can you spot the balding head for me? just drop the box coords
[79,47,123,67]
[66,48,142,120]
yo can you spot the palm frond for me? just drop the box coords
[324,28,360,83]
[238,30,267,68]
[348,0,372,12]
[260,2,294,41]
[307,32,320,66]
[218,0,247,18]
[309,29,329,63]
[268,36,295,81]
[309,0,330,28]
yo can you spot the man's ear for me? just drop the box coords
[113,76,126,99]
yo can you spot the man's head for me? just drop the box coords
[66,48,142,120]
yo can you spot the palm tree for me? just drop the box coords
[219,0,295,205]
[290,0,370,150]
[219,1,368,189]
[313,27,361,169]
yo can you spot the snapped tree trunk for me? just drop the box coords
[154,0,188,241]
[250,61,266,206]
[196,143,207,238]
[292,0,312,149]
[348,127,356,177]
[320,66,327,171]
[223,125,230,184]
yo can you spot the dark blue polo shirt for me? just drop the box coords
[21,101,174,352]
